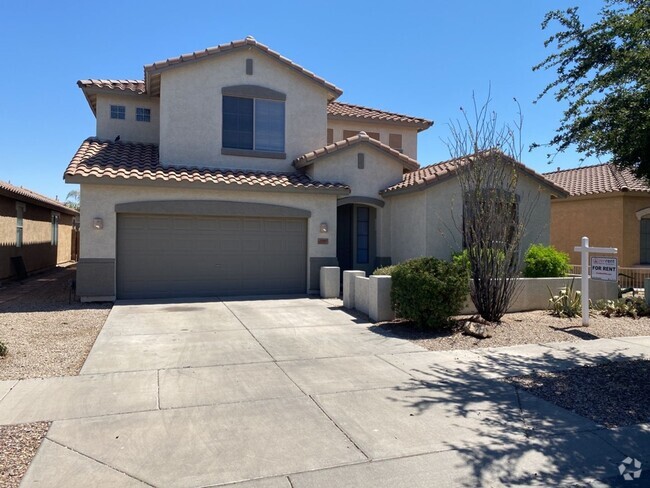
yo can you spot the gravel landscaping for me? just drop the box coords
[0,422,50,488]
[0,266,111,486]
[508,359,650,428]
[374,310,650,351]
[0,266,111,380]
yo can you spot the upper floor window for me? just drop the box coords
[222,96,285,153]
[111,105,126,120]
[16,203,25,248]
[136,107,151,122]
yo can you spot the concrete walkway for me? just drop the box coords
[1,297,648,487]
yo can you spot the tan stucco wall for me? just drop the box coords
[550,193,650,267]
[0,195,76,279]
[388,170,554,266]
[79,183,339,291]
[96,93,160,144]
[326,119,419,160]
[158,50,329,171]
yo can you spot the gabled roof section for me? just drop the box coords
[293,131,420,172]
[144,37,342,100]
[0,180,78,215]
[65,138,350,195]
[381,150,568,197]
[543,163,650,196]
[327,101,433,132]
[77,79,147,114]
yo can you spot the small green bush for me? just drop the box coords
[524,244,570,278]
[594,297,650,319]
[0,341,7,357]
[372,265,397,276]
[390,257,469,329]
[451,250,471,273]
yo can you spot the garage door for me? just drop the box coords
[117,214,307,299]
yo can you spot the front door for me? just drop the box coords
[336,203,376,275]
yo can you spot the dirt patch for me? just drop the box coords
[0,422,50,488]
[374,310,650,351]
[0,265,112,380]
[507,360,650,428]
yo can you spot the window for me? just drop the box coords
[389,133,403,152]
[356,207,370,264]
[16,203,25,248]
[51,213,60,246]
[222,96,285,153]
[110,105,125,119]
[640,218,650,264]
[136,107,151,122]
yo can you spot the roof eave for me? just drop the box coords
[326,114,433,132]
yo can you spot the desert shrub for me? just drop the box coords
[452,250,471,273]
[0,340,7,357]
[372,265,397,276]
[524,244,570,278]
[594,297,650,319]
[548,279,584,317]
[390,257,469,328]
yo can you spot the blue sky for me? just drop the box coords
[0,0,603,201]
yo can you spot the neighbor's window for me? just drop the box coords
[222,96,285,152]
[110,105,126,120]
[640,218,650,264]
[51,213,59,246]
[16,203,25,248]
[136,107,151,122]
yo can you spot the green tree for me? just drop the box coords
[533,1,650,177]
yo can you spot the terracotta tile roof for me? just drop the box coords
[0,180,78,215]
[327,102,433,131]
[381,151,568,197]
[293,132,420,172]
[144,37,342,99]
[543,163,650,196]
[65,138,350,194]
[77,79,146,94]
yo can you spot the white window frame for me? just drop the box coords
[16,202,25,248]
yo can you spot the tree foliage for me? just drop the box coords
[65,189,80,211]
[445,93,537,323]
[533,0,650,177]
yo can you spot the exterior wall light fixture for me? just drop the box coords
[93,218,104,230]
[320,222,328,233]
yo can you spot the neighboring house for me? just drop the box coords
[545,163,650,267]
[0,180,79,280]
[66,37,564,301]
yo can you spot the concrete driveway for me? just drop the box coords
[2,297,649,487]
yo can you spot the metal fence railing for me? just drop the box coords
[569,264,650,290]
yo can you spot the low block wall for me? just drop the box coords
[339,269,619,322]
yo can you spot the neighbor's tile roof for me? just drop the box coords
[293,131,420,171]
[381,151,568,197]
[543,163,650,196]
[0,180,78,215]
[327,101,433,130]
[65,138,350,193]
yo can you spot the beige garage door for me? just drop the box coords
[117,214,307,299]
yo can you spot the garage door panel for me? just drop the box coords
[117,214,307,299]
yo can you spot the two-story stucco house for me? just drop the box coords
[66,37,566,301]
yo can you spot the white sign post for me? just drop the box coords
[574,236,617,326]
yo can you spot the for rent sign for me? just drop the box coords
[591,257,618,281]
